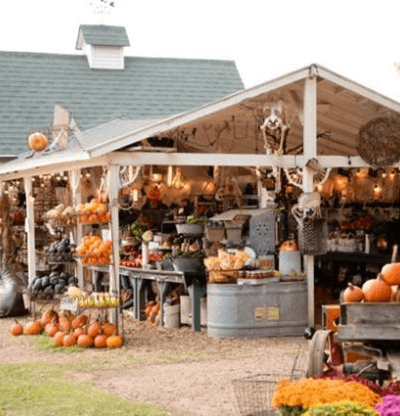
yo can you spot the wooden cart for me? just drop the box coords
[307,302,400,384]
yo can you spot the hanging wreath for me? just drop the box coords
[357,117,400,167]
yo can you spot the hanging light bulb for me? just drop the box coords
[171,167,185,190]
[373,184,382,195]
[167,166,173,187]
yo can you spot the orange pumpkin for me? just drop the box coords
[87,321,101,338]
[10,320,24,336]
[45,322,60,337]
[381,262,400,286]
[77,334,94,348]
[362,274,392,302]
[63,333,77,347]
[41,307,58,327]
[102,322,117,337]
[343,283,364,303]
[71,314,88,329]
[280,240,298,252]
[94,334,108,349]
[28,132,48,152]
[24,320,42,335]
[106,334,123,349]
[53,331,65,347]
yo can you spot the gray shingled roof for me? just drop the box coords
[0,51,243,156]
[76,25,130,49]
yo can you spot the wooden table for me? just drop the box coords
[90,266,206,332]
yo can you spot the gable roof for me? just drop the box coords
[76,25,130,49]
[0,51,244,156]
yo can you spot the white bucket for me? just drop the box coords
[163,304,180,328]
[180,295,207,326]
[279,251,301,275]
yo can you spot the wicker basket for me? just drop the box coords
[357,117,400,167]
[207,269,239,283]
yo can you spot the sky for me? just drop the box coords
[1,0,400,101]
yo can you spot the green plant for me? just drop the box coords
[303,400,379,415]
[186,217,207,225]
[130,222,147,242]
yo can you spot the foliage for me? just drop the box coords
[130,222,147,242]
[318,371,382,395]
[302,400,379,415]
[186,217,207,225]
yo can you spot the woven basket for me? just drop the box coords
[357,117,400,167]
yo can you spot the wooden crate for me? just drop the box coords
[337,303,400,341]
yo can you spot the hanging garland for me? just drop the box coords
[357,117,400,167]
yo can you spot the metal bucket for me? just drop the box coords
[207,281,308,338]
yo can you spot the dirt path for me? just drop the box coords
[0,313,309,416]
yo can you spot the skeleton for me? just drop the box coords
[259,100,297,199]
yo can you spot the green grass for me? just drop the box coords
[0,361,176,416]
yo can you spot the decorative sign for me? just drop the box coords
[254,306,280,321]
[60,296,78,312]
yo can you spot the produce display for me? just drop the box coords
[26,271,77,299]
[44,238,76,263]
[75,199,110,224]
[75,236,112,266]
[45,204,76,226]
[10,308,123,349]
[119,248,163,268]
[67,286,120,308]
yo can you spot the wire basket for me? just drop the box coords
[298,217,328,255]
[232,370,305,416]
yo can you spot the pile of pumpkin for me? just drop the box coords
[343,247,400,303]
[9,308,123,349]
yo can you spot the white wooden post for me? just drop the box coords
[70,169,84,288]
[24,177,36,286]
[303,71,318,328]
[108,164,120,325]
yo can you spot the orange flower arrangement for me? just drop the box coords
[272,378,382,410]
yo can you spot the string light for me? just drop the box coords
[390,170,396,179]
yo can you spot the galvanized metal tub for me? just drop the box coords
[207,281,308,338]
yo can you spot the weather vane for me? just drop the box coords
[88,0,116,16]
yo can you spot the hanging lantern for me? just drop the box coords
[28,132,48,152]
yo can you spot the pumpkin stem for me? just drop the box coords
[347,282,355,290]
[377,273,384,281]
[392,244,398,263]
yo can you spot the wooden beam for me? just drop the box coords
[317,66,400,114]
[108,164,120,326]
[0,155,109,181]
[303,75,317,328]
[70,169,84,289]
[109,151,302,168]
[24,177,36,286]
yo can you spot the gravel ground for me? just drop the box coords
[0,311,310,416]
